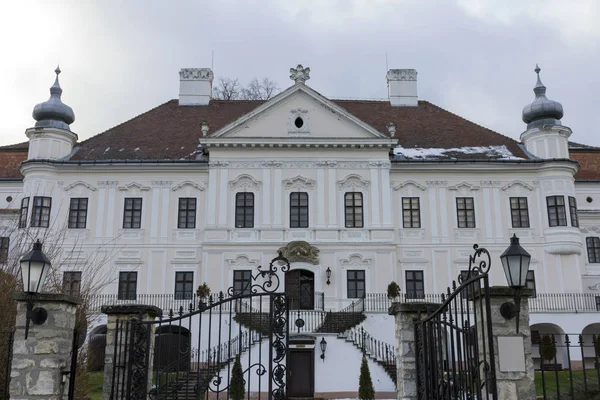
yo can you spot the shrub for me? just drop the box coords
[387,282,400,299]
[229,355,245,400]
[196,283,211,299]
[358,353,375,400]
[540,335,557,363]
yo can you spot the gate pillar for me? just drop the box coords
[9,293,79,400]
[389,302,439,400]
[472,287,535,400]
[101,305,161,400]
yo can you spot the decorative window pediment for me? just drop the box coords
[393,180,426,191]
[340,253,372,267]
[337,174,370,190]
[283,175,315,190]
[172,181,205,192]
[226,254,259,267]
[229,174,262,190]
[501,180,534,192]
[448,182,480,191]
[118,182,150,192]
[64,181,97,192]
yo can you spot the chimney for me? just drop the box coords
[386,69,418,107]
[179,68,214,106]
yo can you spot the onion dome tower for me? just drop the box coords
[520,65,571,159]
[26,67,78,160]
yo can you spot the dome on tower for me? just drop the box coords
[32,66,75,130]
[522,65,563,129]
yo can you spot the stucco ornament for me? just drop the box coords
[290,64,310,84]
[278,241,319,264]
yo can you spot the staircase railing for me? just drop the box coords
[340,297,365,313]
[339,326,396,366]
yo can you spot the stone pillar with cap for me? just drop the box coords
[9,293,79,400]
[101,304,161,400]
[389,302,439,400]
[472,287,536,400]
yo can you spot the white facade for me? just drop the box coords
[1,64,600,396]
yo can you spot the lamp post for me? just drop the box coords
[499,234,532,333]
[20,239,52,339]
[325,267,331,285]
[320,337,327,360]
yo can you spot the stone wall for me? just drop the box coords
[9,293,79,400]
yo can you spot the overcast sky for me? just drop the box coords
[1,0,599,147]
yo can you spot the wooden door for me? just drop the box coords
[287,350,314,398]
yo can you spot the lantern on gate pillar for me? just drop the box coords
[499,234,532,333]
[19,240,51,339]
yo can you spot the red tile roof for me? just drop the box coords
[70,99,529,161]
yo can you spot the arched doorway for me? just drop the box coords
[87,325,107,371]
[286,269,314,310]
[154,325,192,372]
[530,323,567,370]
[581,323,600,369]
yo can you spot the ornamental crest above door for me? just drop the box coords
[278,241,319,264]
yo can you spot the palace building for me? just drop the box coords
[1,63,599,397]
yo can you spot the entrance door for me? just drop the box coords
[286,270,314,310]
[288,350,314,398]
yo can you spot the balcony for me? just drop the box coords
[88,292,600,316]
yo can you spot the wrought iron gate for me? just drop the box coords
[110,253,290,400]
[414,244,497,400]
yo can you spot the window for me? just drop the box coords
[290,192,309,228]
[345,192,364,228]
[118,272,137,300]
[0,237,8,263]
[546,196,567,227]
[31,196,51,228]
[123,198,142,229]
[347,270,365,299]
[178,198,196,229]
[596,296,600,312]
[235,192,254,228]
[68,198,88,229]
[569,196,578,227]
[526,270,536,297]
[456,197,476,228]
[402,197,421,228]
[405,270,425,299]
[586,237,600,263]
[233,270,252,296]
[510,197,530,228]
[174,272,194,300]
[62,271,82,297]
[19,197,29,228]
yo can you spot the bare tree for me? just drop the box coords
[213,77,280,100]
[0,198,126,399]
[212,78,241,100]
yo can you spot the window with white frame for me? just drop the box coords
[174,271,194,300]
[456,197,476,228]
[546,196,567,227]
[31,196,51,228]
[123,198,143,229]
[344,192,364,228]
[402,197,421,228]
[405,270,424,299]
[290,192,309,228]
[68,198,88,229]
[509,197,530,228]
[235,192,254,228]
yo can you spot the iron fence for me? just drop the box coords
[364,293,600,313]
[533,333,600,399]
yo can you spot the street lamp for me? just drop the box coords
[20,240,51,339]
[499,234,531,333]
[325,267,331,285]
[320,337,327,360]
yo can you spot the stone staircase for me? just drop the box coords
[315,311,366,333]
[337,327,397,385]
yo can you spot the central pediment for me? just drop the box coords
[202,84,392,143]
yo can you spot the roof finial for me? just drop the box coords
[55,65,61,76]
[534,64,544,88]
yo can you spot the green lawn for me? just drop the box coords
[535,370,600,398]
[88,372,104,400]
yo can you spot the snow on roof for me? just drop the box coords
[393,145,524,161]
